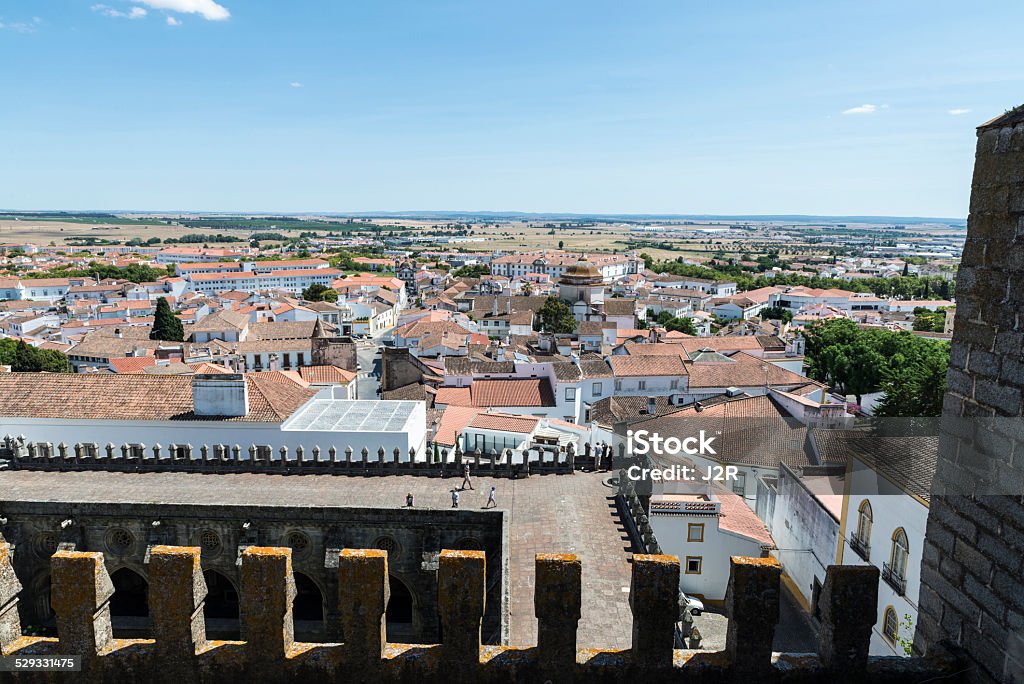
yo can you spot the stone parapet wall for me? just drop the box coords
[0,435,585,477]
[0,546,959,683]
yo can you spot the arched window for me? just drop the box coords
[856,500,872,544]
[890,528,909,580]
[882,606,899,644]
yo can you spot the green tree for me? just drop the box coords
[302,283,339,302]
[804,318,949,415]
[761,305,793,323]
[452,264,491,278]
[150,297,185,342]
[665,316,697,335]
[533,296,577,334]
[0,339,70,372]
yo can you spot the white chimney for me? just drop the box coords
[114,328,123,339]
[192,374,249,417]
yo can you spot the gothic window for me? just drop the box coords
[286,531,312,558]
[105,528,135,555]
[375,536,401,558]
[856,500,872,546]
[883,606,898,644]
[890,528,909,581]
[199,529,222,556]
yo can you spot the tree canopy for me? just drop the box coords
[150,297,185,342]
[0,339,70,372]
[533,296,577,334]
[452,264,491,278]
[302,283,339,302]
[802,318,949,415]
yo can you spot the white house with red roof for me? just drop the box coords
[650,486,774,601]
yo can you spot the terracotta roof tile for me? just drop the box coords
[0,372,315,423]
[608,354,688,377]
[468,413,540,433]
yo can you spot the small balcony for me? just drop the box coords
[881,562,906,596]
[848,534,870,561]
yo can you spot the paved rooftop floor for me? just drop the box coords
[0,469,634,649]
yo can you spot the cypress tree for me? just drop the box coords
[151,297,185,342]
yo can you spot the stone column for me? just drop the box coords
[438,550,485,678]
[50,551,115,663]
[724,556,780,675]
[817,564,879,677]
[339,549,389,674]
[240,547,296,678]
[535,553,581,673]
[148,546,208,682]
[629,553,679,669]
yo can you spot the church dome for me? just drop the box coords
[560,258,602,284]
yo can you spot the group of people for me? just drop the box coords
[404,464,497,510]
[452,464,496,508]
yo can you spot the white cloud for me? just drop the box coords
[948,108,972,116]
[290,82,303,88]
[0,17,38,32]
[91,4,148,19]
[842,103,887,115]
[166,15,181,25]
[135,0,230,21]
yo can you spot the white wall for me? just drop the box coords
[651,512,764,601]
[840,458,928,656]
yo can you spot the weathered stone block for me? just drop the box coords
[50,550,114,657]
[724,556,780,674]
[817,564,878,674]
[339,548,389,663]
[534,553,581,672]
[149,545,208,665]
[438,550,485,669]
[240,547,296,664]
[629,553,679,670]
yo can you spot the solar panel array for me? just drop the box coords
[286,400,417,432]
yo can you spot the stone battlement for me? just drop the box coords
[0,435,586,477]
[0,544,959,683]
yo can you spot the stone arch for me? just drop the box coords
[109,567,149,637]
[109,567,149,618]
[30,572,55,630]
[292,571,326,641]
[386,574,416,642]
[203,569,239,618]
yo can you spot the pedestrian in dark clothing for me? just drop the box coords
[405,493,414,508]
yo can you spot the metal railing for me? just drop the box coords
[848,534,870,561]
[881,562,906,596]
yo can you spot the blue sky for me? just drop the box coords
[1,1,1021,216]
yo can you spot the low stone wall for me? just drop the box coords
[0,435,583,478]
[0,545,960,683]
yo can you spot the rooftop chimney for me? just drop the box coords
[646,397,656,415]
[192,373,249,418]
[114,328,122,339]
